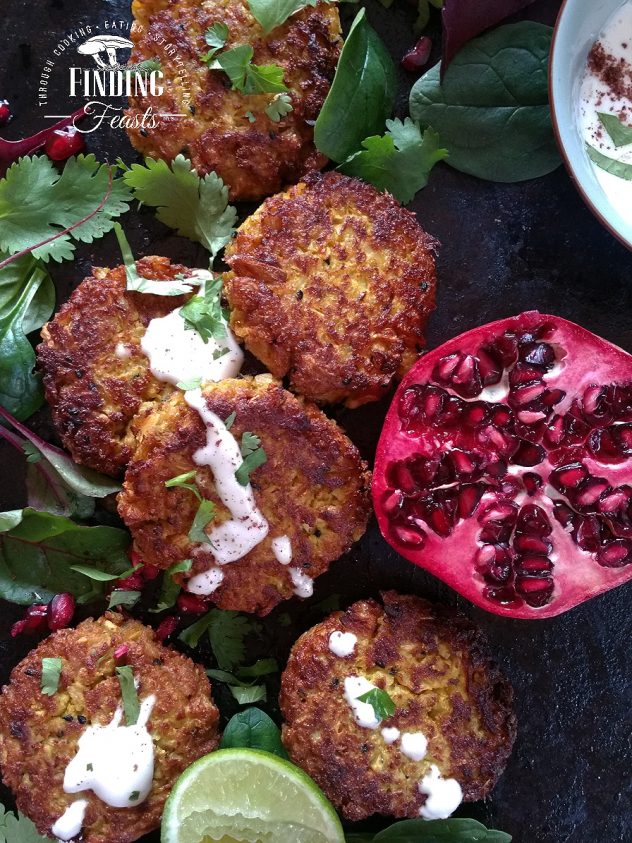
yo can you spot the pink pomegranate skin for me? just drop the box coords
[372,311,632,619]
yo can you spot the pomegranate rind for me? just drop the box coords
[373,311,632,619]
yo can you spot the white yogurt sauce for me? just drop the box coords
[183,389,269,590]
[343,676,380,729]
[381,727,401,745]
[271,535,292,564]
[289,566,314,598]
[400,731,428,762]
[187,565,225,595]
[51,798,88,841]
[578,2,632,222]
[328,630,358,657]
[141,308,243,387]
[418,764,463,820]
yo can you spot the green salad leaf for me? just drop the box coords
[152,559,193,612]
[108,589,142,610]
[339,119,448,203]
[315,9,397,164]
[0,803,50,843]
[179,609,260,671]
[116,665,140,726]
[122,156,237,260]
[0,155,132,263]
[0,508,130,605]
[220,707,289,759]
[410,21,560,182]
[207,658,277,704]
[346,818,512,842]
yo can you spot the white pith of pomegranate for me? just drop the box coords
[372,311,632,619]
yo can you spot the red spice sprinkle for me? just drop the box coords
[588,41,632,101]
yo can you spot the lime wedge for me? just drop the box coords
[161,748,345,843]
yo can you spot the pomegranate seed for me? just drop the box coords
[588,427,621,462]
[155,615,179,642]
[463,402,490,427]
[516,411,547,425]
[520,342,555,368]
[401,36,432,72]
[516,504,552,536]
[427,503,455,537]
[500,476,522,497]
[518,555,553,575]
[129,549,144,567]
[0,100,11,127]
[597,540,632,568]
[399,385,446,428]
[582,385,612,424]
[47,593,76,631]
[553,501,575,529]
[598,487,630,513]
[575,516,602,552]
[574,478,610,508]
[450,450,476,476]
[476,348,503,386]
[117,572,145,590]
[551,463,588,490]
[177,593,209,613]
[511,383,546,407]
[509,364,544,387]
[513,441,545,467]
[483,584,518,605]
[382,488,404,518]
[513,534,552,554]
[433,353,461,382]
[438,395,464,426]
[612,383,632,420]
[545,415,565,446]
[523,472,542,495]
[515,576,554,606]
[451,355,483,399]
[479,501,518,525]
[475,544,497,566]
[390,522,426,547]
[489,334,518,368]
[491,405,512,426]
[142,564,161,581]
[458,484,484,518]
[113,643,129,660]
[44,126,85,162]
[11,620,29,637]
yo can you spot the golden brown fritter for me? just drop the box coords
[223,171,438,407]
[280,591,517,821]
[117,374,371,615]
[126,0,342,201]
[37,258,193,478]
[0,612,220,843]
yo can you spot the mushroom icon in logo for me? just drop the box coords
[77,35,133,70]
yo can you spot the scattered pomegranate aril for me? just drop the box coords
[44,126,85,162]
[113,643,130,661]
[142,563,161,581]
[48,593,76,631]
[0,100,11,127]
[401,36,432,72]
[155,615,180,642]
[117,571,145,590]
[176,593,209,614]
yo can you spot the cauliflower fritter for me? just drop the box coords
[117,374,371,616]
[0,612,220,843]
[126,0,342,201]
[37,258,192,478]
[223,171,438,407]
[280,591,517,821]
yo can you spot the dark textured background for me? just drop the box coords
[1,1,632,841]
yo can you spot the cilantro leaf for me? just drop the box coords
[210,45,288,94]
[235,432,267,486]
[201,22,229,63]
[41,657,62,696]
[220,708,289,759]
[586,144,632,181]
[180,276,227,343]
[245,111,257,123]
[0,803,51,843]
[113,223,199,295]
[224,411,237,429]
[188,499,216,544]
[230,684,267,704]
[177,377,203,391]
[108,589,141,610]
[122,155,237,259]
[356,688,396,722]
[248,0,319,34]
[365,818,512,842]
[339,119,448,204]
[265,92,293,122]
[165,470,202,501]
[153,559,193,612]
[116,665,140,726]
[69,563,139,582]
[597,112,632,148]
[0,155,132,263]
[179,609,259,670]
[22,442,41,463]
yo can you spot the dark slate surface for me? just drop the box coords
[1,1,632,841]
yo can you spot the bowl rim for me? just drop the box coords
[548,0,632,253]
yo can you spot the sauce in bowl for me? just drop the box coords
[578,1,632,224]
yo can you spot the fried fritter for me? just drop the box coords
[280,591,517,821]
[126,0,342,201]
[223,171,438,407]
[0,612,220,843]
[117,374,371,615]
[37,258,192,477]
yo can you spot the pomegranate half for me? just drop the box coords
[372,311,632,619]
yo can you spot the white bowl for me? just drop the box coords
[550,0,632,251]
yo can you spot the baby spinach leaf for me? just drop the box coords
[108,589,142,610]
[0,255,54,420]
[356,687,396,722]
[339,119,448,203]
[598,113,632,148]
[315,9,396,164]
[410,22,560,182]
[370,818,512,841]
[586,145,632,181]
[220,707,289,759]
[0,508,130,605]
